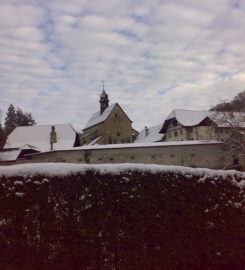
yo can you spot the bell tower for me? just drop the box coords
[99,81,109,114]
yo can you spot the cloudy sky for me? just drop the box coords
[0,0,245,132]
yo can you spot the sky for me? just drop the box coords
[0,0,245,132]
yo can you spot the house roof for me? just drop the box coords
[84,103,117,130]
[83,103,132,130]
[0,149,21,161]
[133,124,164,143]
[3,124,77,152]
[160,109,245,133]
[166,110,210,126]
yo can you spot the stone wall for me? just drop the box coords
[4,142,242,170]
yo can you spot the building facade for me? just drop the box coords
[160,109,244,142]
[81,90,137,145]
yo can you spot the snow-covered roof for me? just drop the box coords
[84,103,117,130]
[166,110,210,127]
[0,149,21,161]
[160,109,245,132]
[133,124,164,143]
[3,124,77,152]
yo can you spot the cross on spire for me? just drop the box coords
[102,80,105,91]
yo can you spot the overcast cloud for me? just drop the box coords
[0,0,245,131]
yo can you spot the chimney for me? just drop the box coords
[145,126,149,136]
[50,125,57,150]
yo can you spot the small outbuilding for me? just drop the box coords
[0,124,80,161]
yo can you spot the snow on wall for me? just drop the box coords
[0,163,245,188]
[57,140,222,152]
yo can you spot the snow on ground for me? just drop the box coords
[0,163,245,188]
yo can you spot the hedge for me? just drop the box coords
[0,163,245,270]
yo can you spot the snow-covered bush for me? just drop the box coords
[0,163,245,270]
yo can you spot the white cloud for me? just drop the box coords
[0,0,245,132]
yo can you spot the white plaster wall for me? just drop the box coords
[19,143,241,170]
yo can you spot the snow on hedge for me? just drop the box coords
[0,163,245,188]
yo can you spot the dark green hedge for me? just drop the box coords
[0,168,245,270]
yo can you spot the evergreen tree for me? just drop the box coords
[22,112,35,126]
[4,104,16,135]
[15,107,35,126]
[4,104,36,136]
[0,121,5,150]
[15,107,25,126]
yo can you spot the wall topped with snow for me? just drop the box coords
[1,163,245,185]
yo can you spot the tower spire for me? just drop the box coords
[99,81,109,114]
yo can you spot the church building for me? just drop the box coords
[81,88,137,145]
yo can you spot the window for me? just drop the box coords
[174,131,178,137]
[127,137,130,143]
[109,137,112,144]
[180,130,183,135]
[115,113,118,118]
[110,157,114,161]
[122,138,125,143]
[168,132,172,138]
[113,139,117,144]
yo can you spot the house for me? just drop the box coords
[133,124,164,143]
[0,124,80,161]
[160,109,245,142]
[81,89,137,145]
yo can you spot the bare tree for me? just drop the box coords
[211,109,245,170]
